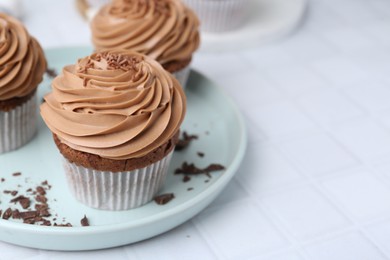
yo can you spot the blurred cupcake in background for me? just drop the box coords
[90,0,200,89]
[182,0,249,33]
[0,13,47,153]
[40,50,186,210]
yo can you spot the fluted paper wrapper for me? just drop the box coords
[183,0,247,33]
[62,151,174,210]
[0,93,37,154]
[172,65,191,89]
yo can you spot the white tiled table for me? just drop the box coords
[3,0,390,259]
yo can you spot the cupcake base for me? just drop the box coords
[183,0,248,33]
[0,92,37,154]
[172,65,191,90]
[163,58,192,89]
[63,150,173,210]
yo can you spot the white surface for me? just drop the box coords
[0,50,247,250]
[199,0,307,52]
[2,0,390,258]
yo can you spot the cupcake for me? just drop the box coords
[0,13,46,154]
[90,0,200,88]
[182,0,248,33]
[40,50,186,210]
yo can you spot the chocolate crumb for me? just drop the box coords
[46,67,58,78]
[183,175,191,183]
[81,215,89,226]
[154,193,175,205]
[197,152,205,158]
[175,132,198,151]
[1,178,5,182]
[26,188,32,192]
[12,172,21,177]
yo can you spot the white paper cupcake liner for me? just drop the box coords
[0,93,37,154]
[62,150,174,210]
[183,0,248,33]
[172,65,191,89]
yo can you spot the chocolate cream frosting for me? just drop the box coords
[0,13,46,101]
[91,0,200,67]
[40,50,186,160]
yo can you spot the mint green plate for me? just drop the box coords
[0,47,247,251]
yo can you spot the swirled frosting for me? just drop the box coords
[0,13,46,100]
[91,0,200,66]
[40,50,186,160]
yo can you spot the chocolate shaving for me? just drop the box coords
[35,195,47,204]
[54,223,72,227]
[12,209,20,219]
[81,215,89,226]
[19,211,39,220]
[10,195,31,209]
[46,67,57,78]
[2,208,12,220]
[175,162,226,178]
[36,186,46,195]
[197,152,205,158]
[154,193,175,205]
[175,132,198,151]
[41,180,52,189]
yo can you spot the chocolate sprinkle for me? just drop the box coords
[154,193,175,205]
[175,132,198,151]
[81,215,89,226]
[12,172,21,177]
